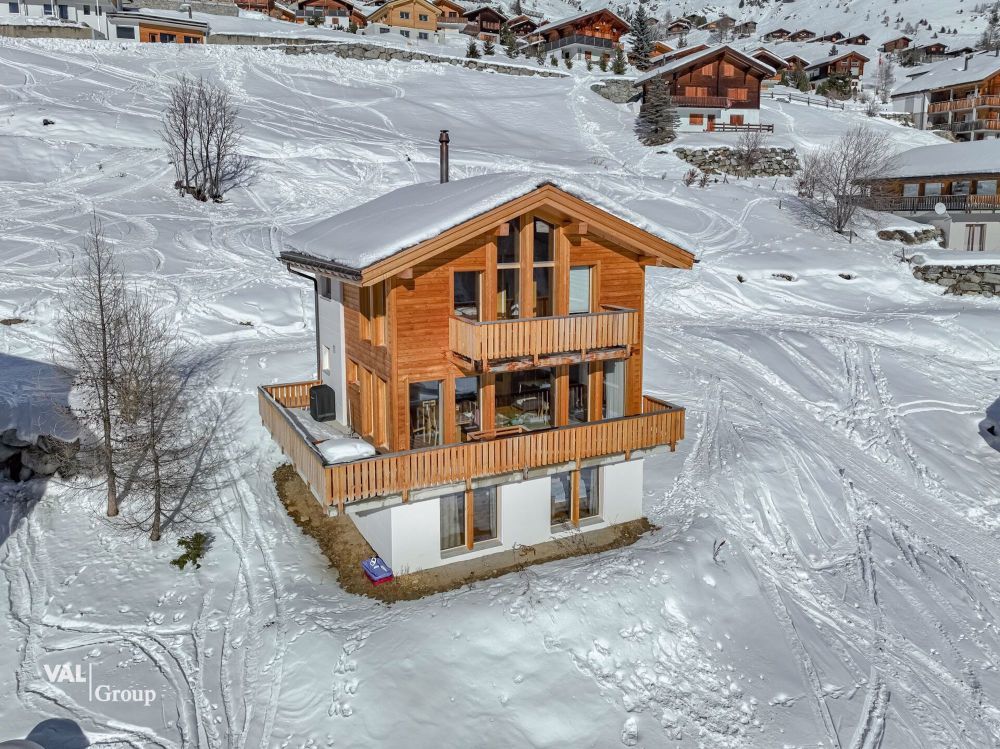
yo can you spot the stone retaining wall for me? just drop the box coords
[0,23,93,39]
[674,146,800,177]
[591,78,640,103]
[209,33,334,45]
[283,41,568,77]
[912,264,1000,297]
[1,429,79,482]
[133,0,239,15]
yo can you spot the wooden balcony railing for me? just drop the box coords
[927,95,1000,113]
[673,95,753,109]
[854,194,1000,212]
[449,307,639,369]
[260,382,684,512]
[938,119,1000,133]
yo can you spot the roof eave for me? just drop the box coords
[280,251,364,282]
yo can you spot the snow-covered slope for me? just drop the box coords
[1,38,1000,749]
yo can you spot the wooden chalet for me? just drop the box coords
[432,0,464,25]
[526,7,629,61]
[107,10,208,42]
[294,0,366,27]
[911,41,949,60]
[856,140,1000,251]
[815,31,845,43]
[762,27,791,41]
[699,13,734,32]
[789,29,816,42]
[881,35,912,52]
[462,6,507,37]
[844,33,870,46]
[650,40,675,60]
[366,0,440,35]
[891,52,1000,139]
[262,169,692,574]
[663,18,691,35]
[507,14,539,36]
[637,45,775,132]
[733,20,757,37]
[751,47,789,81]
[805,49,869,81]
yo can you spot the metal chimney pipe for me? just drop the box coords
[439,129,450,184]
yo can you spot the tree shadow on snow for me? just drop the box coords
[979,396,1000,453]
[23,718,90,748]
[0,353,80,549]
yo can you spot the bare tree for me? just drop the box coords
[798,125,896,233]
[57,218,127,517]
[160,76,256,203]
[116,294,225,541]
[734,129,769,177]
[874,56,896,103]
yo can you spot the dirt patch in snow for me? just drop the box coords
[274,464,653,602]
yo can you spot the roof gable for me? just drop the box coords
[636,44,776,83]
[282,174,695,282]
[368,0,439,21]
[533,7,629,36]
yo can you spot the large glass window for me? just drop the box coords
[533,267,553,317]
[569,266,591,314]
[440,491,465,550]
[533,219,553,262]
[952,180,971,196]
[453,271,480,320]
[409,380,441,449]
[924,182,943,196]
[497,218,520,264]
[497,268,520,319]
[977,180,997,196]
[602,360,626,419]
[551,473,572,526]
[495,368,553,431]
[902,183,919,197]
[579,467,600,520]
[472,486,497,542]
[569,363,589,424]
[455,376,480,441]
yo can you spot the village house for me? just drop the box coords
[803,49,868,82]
[461,5,506,38]
[106,8,207,42]
[859,140,1000,251]
[361,0,441,41]
[637,44,775,132]
[699,13,734,32]
[432,0,463,26]
[733,20,756,38]
[649,39,674,62]
[750,46,789,82]
[662,18,691,36]
[881,35,912,53]
[815,31,845,43]
[762,27,791,41]
[844,33,870,46]
[788,29,816,42]
[260,166,692,574]
[506,14,539,36]
[525,7,629,61]
[292,0,367,28]
[891,52,1000,139]
[3,0,114,35]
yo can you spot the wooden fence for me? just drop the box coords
[765,90,845,110]
[259,382,328,502]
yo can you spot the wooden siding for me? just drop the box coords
[369,0,439,29]
[139,22,205,42]
[641,48,766,110]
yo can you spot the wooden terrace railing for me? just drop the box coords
[260,382,684,512]
[856,194,1000,212]
[927,95,1000,113]
[449,306,639,368]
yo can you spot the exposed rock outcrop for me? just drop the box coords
[673,146,800,177]
[0,428,79,482]
[590,78,641,103]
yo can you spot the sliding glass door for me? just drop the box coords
[602,360,625,419]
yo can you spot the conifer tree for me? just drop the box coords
[637,76,679,146]
[466,39,481,58]
[629,1,655,71]
[500,22,518,57]
[483,37,496,55]
[611,46,628,74]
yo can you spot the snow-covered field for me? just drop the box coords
[2,38,1000,748]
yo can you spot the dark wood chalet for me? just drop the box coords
[844,33,870,45]
[733,20,757,37]
[462,6,507,36]
[664,18,691,35]
[527,7,630,60]
[763,27,791,41]
[816,31,845,43]
[881,35,912,52]
[507,14,539,36]
[806,50,869,81]
[789,29,816,42]
[294,0,366,25]
[433,0,464,24]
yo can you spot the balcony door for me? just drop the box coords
[453,271,481,321]
[496,219,520,319]
[965,224,985,252]
[409,380,442,449]
[495,368,554,431]
[569,266,592,314]
[602,360,626,419]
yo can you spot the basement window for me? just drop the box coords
[115,25,135,38]
[7,1,18,10]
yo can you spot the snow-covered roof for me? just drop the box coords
[532,6,629,36]
[757,40,869,68]
[892,51,1000,96]
[635,44,775,84]
[283,173,695,271]
[878,140,1000,180]
[109,8,210,28]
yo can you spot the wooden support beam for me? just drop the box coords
[399,268,414,280]
[492,223,510,237]
[465,480,474,550]
[563,221,588,236]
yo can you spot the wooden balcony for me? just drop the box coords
[448,307,639,371]
[673,95,752,109]
[260,382,684,513]
[855,194,1000,212]
[927,95,1000,113]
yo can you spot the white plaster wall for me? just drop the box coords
[350,505,394,569]
[499,475,552,547]
[316,280,348,427]
[389,497,442,575]
[723,107,760,125]
[601,458,644,525]
[947,218,1000,252]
